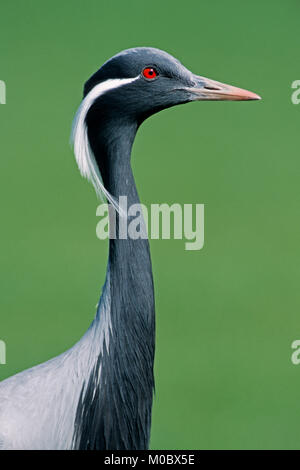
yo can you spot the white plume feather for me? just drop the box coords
[71,77,139,214]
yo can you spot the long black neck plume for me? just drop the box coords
[73,113,155,450]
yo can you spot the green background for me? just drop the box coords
[0,0,299,450]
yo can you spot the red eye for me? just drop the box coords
[142,67,158,80]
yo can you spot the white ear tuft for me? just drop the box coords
[71,78,138,214]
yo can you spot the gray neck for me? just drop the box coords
[73,121,155,450]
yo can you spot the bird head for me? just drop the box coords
[72,47,260,210]
[83,47,261,125]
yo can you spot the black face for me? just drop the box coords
[84,47,260,126]
[84,48,199,124]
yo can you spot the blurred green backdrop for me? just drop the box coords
[0,0,300,450]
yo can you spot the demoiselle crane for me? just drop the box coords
[0,48,260,450]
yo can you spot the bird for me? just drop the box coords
[0,47,260,450]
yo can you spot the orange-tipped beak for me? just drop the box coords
[188,75,261,101]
